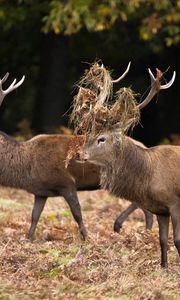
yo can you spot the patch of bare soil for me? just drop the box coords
[0,186,179,300]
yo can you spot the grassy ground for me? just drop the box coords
[0,186,179,300]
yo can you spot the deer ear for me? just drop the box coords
[122,118,137,132]
[112,118,137,133]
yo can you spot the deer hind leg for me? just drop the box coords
[114,203,138,232]
[27,195,47,241]
[61,188,87,240]
[170,205,180,257]
[157,215,170,268]
[143,209,153,230]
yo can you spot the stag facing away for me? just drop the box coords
[72,64,179,267]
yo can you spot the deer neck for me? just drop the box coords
[0,133,32,188]
[100,136,152,202]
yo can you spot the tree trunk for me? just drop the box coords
[32,33,69,133]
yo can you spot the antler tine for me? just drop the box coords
[0,74,25,106]
[137,69,176,110]
[6,75,25,92]
[160,71,176,89]
[112,61,131,83]
[148,68,156,84]
[1,72,9,83]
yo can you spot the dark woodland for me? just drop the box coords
[0,1,180,146]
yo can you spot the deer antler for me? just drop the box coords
[96,62,131,105]
[137,68,176,110]
[112,62,131,83]
[0,73,25,106]
[1,72,9,83]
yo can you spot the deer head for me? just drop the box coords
[75,67,176,166]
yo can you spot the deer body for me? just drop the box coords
[99,136,180,214]
[0,132,97,192]
[0,132,101,239]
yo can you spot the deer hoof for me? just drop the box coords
[113,221,122,233]
[80,226,88,241]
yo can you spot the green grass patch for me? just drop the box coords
[0,283,13,300]
[61,209,72,218]
[0,198,29,210]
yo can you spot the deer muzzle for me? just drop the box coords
[75,150,89,163]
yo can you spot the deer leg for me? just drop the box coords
[114,203,138,233]
[61,188,87,240]
[27,195,47,241]
[143,209,153,230]
[170,206,180,257]
[157,215,170,268]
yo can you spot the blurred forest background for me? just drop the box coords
[0,0,180,146]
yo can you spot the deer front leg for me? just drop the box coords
[157,215,170,268]
[61,188,87,240]
[27,195,47,241]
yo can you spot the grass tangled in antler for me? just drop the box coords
[70,62,113,135]
[71,88,140,136]
[70,62,140,136]
[111,87,140,131]
[70,87,97,134]
[79,62,113,99]
[67,62,140,166]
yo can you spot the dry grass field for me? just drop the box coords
[0,186,179,300]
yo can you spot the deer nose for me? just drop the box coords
[75,151,88,162]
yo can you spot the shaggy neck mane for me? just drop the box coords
[0,132,32,188]
[100,136,152,204]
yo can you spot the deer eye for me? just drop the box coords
[97,137,106,144]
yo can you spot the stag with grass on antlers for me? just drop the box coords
[70,62,179,267]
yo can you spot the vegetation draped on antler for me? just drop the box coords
[70,62,113,135]
[70,61,138,137]
[66,61,139,165]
